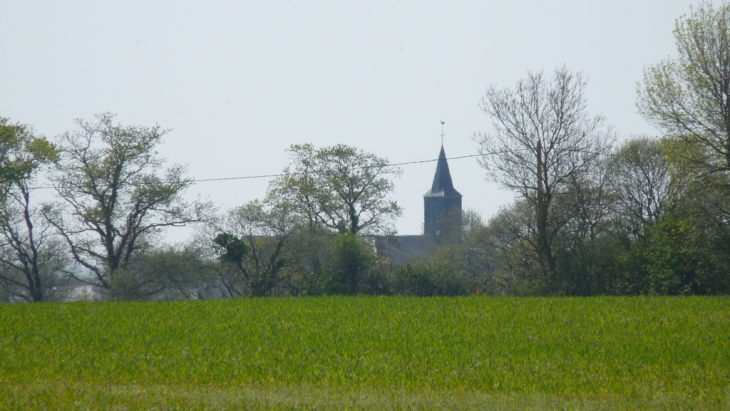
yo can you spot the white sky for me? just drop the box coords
[0,0,700,240]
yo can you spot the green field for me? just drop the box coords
[1,297,728,410]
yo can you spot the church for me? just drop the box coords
[376,143,463,265]
[423,145,462,237]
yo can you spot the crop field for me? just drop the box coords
[0,297,729,410]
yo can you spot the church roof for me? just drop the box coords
[424,145,462,198]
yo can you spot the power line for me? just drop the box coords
[195,173,282,183]
[193,153,481,183]
[28,153,482,189]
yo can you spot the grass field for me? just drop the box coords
[1,297,728,410]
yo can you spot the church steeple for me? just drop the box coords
[426,145,461,198]
[424,143,462,236]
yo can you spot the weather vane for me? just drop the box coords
[440,119,445,146]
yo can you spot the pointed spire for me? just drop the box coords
[424,145,461,198]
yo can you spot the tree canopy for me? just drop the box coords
[268,144,402,235]
[638,1,730,174]
[46,113,210,297]
[474,66,614,278]
[0,118,63,302]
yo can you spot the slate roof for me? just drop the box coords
[424,145,462,198]
[370,235,441,265]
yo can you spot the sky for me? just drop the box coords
[0,0,702,240]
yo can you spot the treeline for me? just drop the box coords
[2,1,730,301]
[0,116,413,301]
[470,1,730,295]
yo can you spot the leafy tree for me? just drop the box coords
[614,210,730,295]
[45,113,210,297]
[0,118,66,302]
[209,200,296,297]
[213,233,248,269]
[282,226,333,296]
[638,0,730,295]
[475,66,614,279]
[251,143,401,295]
[266,145,322,232]
[476,200,547,294]
[391,245,473,296]
[0,118,59,185]
[111,242,213,300]
[323,232,378,295]
[638,1,730,175]
[268,144,402,235]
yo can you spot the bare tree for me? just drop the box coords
[608,137,672,239]
[0,185,69,302]
[478,200,540,294]
[45,113,210,297]
[474,67,614,277]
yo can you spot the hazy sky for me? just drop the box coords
[1,0,701,239]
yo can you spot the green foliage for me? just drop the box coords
[643,214,698,295]
[477,134,730,297]
[392,245,472,296]
[615,212,730,296]
[213,233,248,266]
[48,113,210,296]
[322,233,378,295]
[267,144,402,235]
[207,201,298,297]
[608,137,672,237]
[115,243,213,300]
[283,227,333,296]
[0,117,59,187]
[638,1,730,173]
[205,202,395,297]
[0,297,728,409]
[0,118,64,302]
[108,268,145,301]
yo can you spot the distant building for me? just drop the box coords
[423,145,462,236]
[374,144,463,265]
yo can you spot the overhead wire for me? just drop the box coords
[27,153,482,190]
[193,153,481,183]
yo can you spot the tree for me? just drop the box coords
[474,66,614,279]
[637,1,730,295]
[638,1,730,175]
[391,247,471,296]
[0,118,67,302]
[323,232,379,295]
[608,137,673,239]
[268,144,402,235]
[282,226,334,296]
[0,118,57,185]
[46,113,210,297]
[266,144,322,232]
[552,153,616,295]
[119,242,213,300]
[209,200,297,297]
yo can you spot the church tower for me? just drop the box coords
[424,145,462,236]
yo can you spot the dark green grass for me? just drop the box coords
[1,297,728,409]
